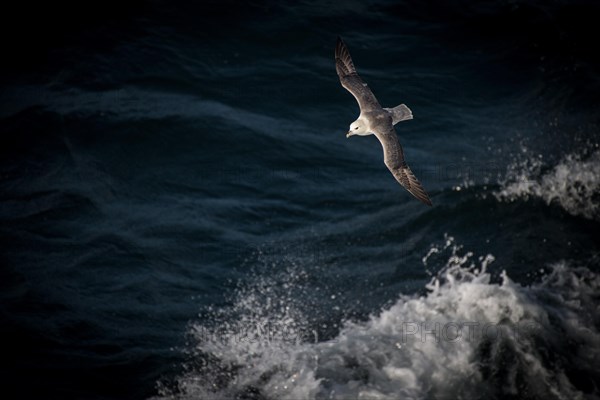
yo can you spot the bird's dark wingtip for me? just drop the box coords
[336,36,343,51]
[415,192,433,206]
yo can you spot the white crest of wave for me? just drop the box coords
[156,237,600,400]
[495,149,600,220]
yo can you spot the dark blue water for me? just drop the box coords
[2,1,600,399]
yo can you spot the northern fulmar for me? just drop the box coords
[335,37,432,206]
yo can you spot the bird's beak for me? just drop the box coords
[346,131,352,138]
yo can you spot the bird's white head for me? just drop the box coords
[347,117,370,138]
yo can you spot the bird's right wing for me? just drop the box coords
[374,126,432,206]
[335,37,381,112]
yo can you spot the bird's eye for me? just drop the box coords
[355,127,358,130]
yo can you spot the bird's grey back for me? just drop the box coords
[365,110,393,133]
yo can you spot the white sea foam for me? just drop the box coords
[156,237,600,399]
[495,149,600,220]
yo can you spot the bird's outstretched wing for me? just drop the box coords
[335,37,381,112]
[373,126,432,206]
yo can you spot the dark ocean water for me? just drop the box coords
[1,1,600,399]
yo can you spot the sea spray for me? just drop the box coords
[156,236,600,399]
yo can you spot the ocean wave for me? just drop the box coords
[495,148,600,221]
[155,236,600,400]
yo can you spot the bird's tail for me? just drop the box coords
[384,104,413,125]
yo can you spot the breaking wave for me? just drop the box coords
[495,148,600,221]
[155,237,600,400]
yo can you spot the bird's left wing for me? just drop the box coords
[373,126,432,206]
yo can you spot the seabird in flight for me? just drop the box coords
[335,37,432,206]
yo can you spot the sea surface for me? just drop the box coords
[1,1,599,399]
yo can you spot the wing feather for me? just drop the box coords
[335,37,381,112]
[374,127,433,206]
